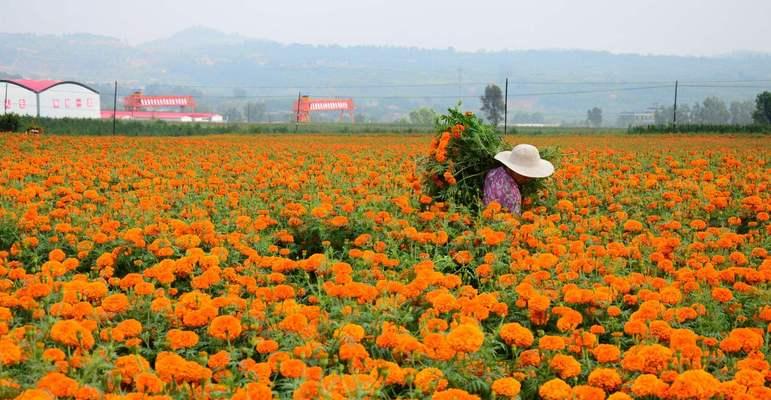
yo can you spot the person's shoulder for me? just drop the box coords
[487,166,504,177]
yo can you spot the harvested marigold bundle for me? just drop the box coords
[418,108,504,209]
[418,108,559,210]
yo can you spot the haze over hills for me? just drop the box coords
[1,26,770,124]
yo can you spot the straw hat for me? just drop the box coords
[494,144,554,178]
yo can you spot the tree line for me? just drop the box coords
[476,82,771,129]
[653,96,758,125]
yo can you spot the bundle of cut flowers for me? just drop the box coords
[418,108,504,209]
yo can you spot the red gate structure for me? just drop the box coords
[123,90,196,112]
[294,96,355,123]
[107,90,222,122]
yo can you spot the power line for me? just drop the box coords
[154,85,671,101]
[507,85,673,98]
[98,78,771,91]
[11,79,770,96]
[680,84,771,89]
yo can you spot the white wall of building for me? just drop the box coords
[2,83,38,117]
[38,83,101,119]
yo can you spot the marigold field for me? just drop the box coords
[0,134,769,400]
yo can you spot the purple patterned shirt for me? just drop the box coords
[483,166,522,214]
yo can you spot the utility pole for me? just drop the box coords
[673,80,678,126]
[3,83,7,115]
[295,91,301,133]
[504,78,509,135]
[112,81,118,135]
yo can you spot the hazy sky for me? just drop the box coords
[2,0,770,55]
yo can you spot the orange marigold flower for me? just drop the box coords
[328,216,349,227]
[135,372,164,394]
[42,348,66,363]
[591,344,621,363]
[113,318,142,338]
[155,352,212,384]
[549,354,582,379]
[630,374,668,398]
[37,372,79,398]
[539,378,572,400]
[95,253,115,269]
[0,338,23,366]
[499,322,534,348]
[338,342,368,361]
[167,329,199,350]
[720,328,764,353]
[711,287,733,303]
[14,389,55,400]
[279,358,306,379]
[734,368,764,387]
[74,385,101,400]
[623,219,643,232]
[101,293,130,313]
[256,339,280,354]
[553,306,582,331]
[491,377,521,398]
[621,344,672,374]
[539,335,566,351]
[748,386,771,399]
[667,370,720,400]
[517,349,542,367]
[447,323,484,353]
[113,354,151,384]
[207,350,231,370]
[587,367,622,391]
[431,388,480,400]
[414,368,448,393]
[232,383,273,400]
[48,248,66,262]
[334,323,365,343]
[208,315,242,341]
[571,385,606,400]
[50,319,94,349]
[453,251,472,265]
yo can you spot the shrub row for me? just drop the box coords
[628,123,770,134]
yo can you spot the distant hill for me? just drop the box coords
[1,27,769,123]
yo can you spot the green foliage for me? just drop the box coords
[0,113,20,132]
[695,97,731,124]
[480,84,505,127]
[653,97,758,126]
[0,215,20,250]
[408,107,437,125]
[419,108,561,212]
[419,108,504,210]
[753,91,771,124]
[15,116,439,136]
[628,124,770,134]
[729,100,756,125]
[587,107,602,127]
[243,102,266,123]
[520,145,561,204]
[511,111,545,124]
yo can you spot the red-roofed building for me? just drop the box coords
[1,79,101,119]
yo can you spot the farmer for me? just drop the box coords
[483,144,554,214]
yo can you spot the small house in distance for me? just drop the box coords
[1,79,101,119]
[617,109,656,127]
